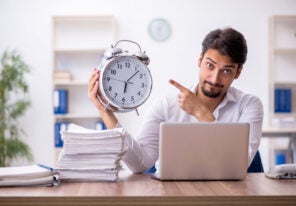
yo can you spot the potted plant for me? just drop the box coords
[0,49,33,167]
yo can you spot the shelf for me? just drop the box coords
[272,16,296,49]
[52,15,117,159]
[272,113,296,119]
[54,113,100,120]
[274,48,296,53]
[54,51,101,81]
[274,82,296,86]
[53,81,88,86]
[53,15,116,51]
[54,48,105,54]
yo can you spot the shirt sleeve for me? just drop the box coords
[238,95,264,167]
[121,98,166,173]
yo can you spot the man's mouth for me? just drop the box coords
[205,80,224,88]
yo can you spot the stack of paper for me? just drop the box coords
[0,164,59,187]
[57,124,126,182]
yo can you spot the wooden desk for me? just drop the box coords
[0,173,296,206]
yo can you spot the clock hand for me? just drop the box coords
[123,71,139,93]
[124,81,134,93]
[123,82,127,93]
[109,77,125,83]
[126,70,140,82]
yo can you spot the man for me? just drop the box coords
[88,27,264,173]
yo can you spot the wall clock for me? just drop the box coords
[148,18,172,42]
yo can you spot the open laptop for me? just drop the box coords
[153,122,250,180]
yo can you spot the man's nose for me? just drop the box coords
[210,70,220,83]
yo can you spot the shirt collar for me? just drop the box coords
[191,83,237,106]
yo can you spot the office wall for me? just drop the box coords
[0,0,295,167]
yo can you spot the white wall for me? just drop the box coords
[0,0,295,168]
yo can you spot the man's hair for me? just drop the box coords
[201,27,248,68]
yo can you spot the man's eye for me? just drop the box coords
[223,69,232,74]
[206,63,214,69]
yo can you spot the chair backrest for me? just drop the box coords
[247,151,264,173]
[145,150,264,174]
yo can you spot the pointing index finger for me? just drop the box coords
[169,79,189,92]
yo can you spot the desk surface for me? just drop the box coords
[0,172,296,206]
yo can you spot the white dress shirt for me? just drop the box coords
[120,84,264,173]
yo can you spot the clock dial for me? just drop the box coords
[101,56,152,109]
[148,18,171,42]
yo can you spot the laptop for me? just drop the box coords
[153,122,250,180]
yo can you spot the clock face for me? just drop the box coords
[148,18,172,42]
[100,56,152,109]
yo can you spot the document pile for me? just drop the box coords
[0,164,59,187]
[57,124,126,182]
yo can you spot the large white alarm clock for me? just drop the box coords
[97,40,153,114]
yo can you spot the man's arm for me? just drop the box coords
[238,96,264,166]
[88,68,118,129]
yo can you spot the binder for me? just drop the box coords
[54,89,68,114]
[54,122,68,148]
[96,121,107,130]
[274,88,291,113]
[0,164,59,187]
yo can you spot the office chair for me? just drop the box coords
[144,150,264,174]
[247,151,264,173]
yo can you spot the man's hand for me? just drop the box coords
[169,79,215,122]
[88,68,105,112]
[88,68,118,128]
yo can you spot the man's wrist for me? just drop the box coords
[194,109,215,122]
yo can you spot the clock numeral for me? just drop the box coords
[141,83,145,88]
[117,64,122,69]
[122,97,126,102]
[108,86,112,91]
[107,77,111,81]
[137,91,141,96]
[139,74,143,79]
[111,69,117,75]
[125,62,130,68]
[114,93,118,98]
[131,96,134,101]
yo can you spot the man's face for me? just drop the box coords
[198,49,242,99]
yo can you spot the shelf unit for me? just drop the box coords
[268,15,296,166]
[269,15,296,126]
[52,15,117,161]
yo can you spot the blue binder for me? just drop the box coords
[274,88,291,113]
[53,89,68,114]
[54,122,68,147]
[96,121,107,130]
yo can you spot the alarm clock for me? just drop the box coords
[97,40,153,114]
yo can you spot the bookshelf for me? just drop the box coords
[269,15,296,126]
[268,15,296,166]
[52,15,117,161]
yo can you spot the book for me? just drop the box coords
[0,164,59,187]
[53,71,72,83]
[53,89,68,114]
[56,124,126,182]
[274,88,292,113]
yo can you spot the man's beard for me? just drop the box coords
[201,81,224,98]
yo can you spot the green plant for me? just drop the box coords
[0,49,33,167]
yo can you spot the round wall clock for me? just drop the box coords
[148,18,172,42]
